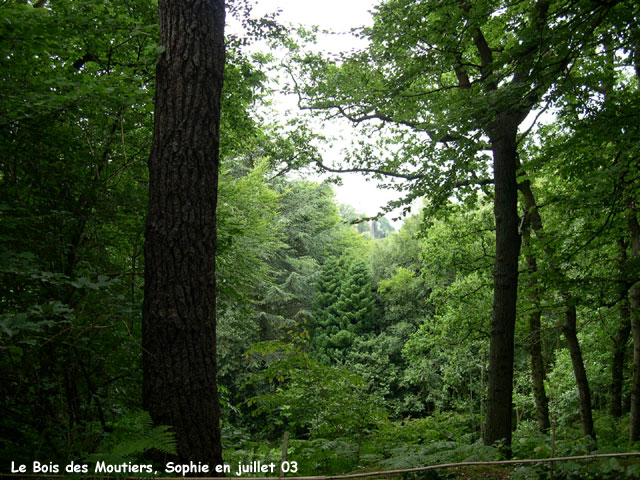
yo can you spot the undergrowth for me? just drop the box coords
[223,411,640,479]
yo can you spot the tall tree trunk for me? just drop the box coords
[599,44,632,420]
[611,239,630,418]
[629,213,640,441]
[519,172,596,443]
[522,226,551,433]
[611,305,630,418]
[626,40,640,444]
[562,302,596,439]
[484,117,521,451]
[143,0,225,464]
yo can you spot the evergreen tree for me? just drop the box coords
[312,253,379,361]
[338,257,379,335]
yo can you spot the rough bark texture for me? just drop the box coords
[522,226,551,432]
[629,213,640,441]
[143,0,225,464]
[483,116,521,450]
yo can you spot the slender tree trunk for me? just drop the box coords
[484,117,521,451]
[530,308,551,433]
[518,173,596,443]
[625,42,640,443]
[523,227,551,432]
[562,302,596,439]
[629,213,640,441]
[611,316,630,417]
[143,0,225,464]
[599,46,632,420]
[611,239,630,418]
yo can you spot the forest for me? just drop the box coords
[1,0,639,479]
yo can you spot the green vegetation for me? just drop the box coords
[1,0,639,479]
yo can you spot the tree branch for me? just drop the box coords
[313,158,493,189]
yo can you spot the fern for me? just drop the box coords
[87,410,176,465]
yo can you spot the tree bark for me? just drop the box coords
[611,239,630,418]
[518,172,596,443]
[143,0,225,465]
[522,226,551,432]
[625,40,640,443]
[599,43,631,421]
[562,302,596,440]
[629,213,640,441]
[484,116,522,451]
[611,307,630,418]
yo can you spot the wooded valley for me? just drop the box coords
[1,0,639,479]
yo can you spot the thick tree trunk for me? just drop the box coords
[484,117,521,451]
[523,227,551,433]
[611,239,630,418]
[629,213,640,441]
[143,0,225,465]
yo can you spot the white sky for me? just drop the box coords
[230,0,413,225]
[250,0,375,35]
[228,1,559,227]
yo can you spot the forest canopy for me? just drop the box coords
[1,0,639,479]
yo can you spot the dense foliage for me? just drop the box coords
[1,0,639,479]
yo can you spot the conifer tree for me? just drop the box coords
[312,254,379,361]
